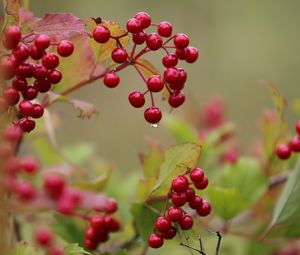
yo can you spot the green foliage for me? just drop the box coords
[64,243,91,255]
[62,143,94,165]
[8,242,39,255]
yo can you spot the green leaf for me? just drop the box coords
[62,143,94,165]
[64,243,91,255]
[136,177,157,202]
[270,157,300,237]
[8,242,38,255]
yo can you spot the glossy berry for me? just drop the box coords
[185,46,199,63]
[111,48,128,63]
[35,34,50,50]
[35,228,53,247]
[155,216,171,232]
[48,69,62,84]
[193,176,209,190]
[144,106,162,124]
[3,87,20,105]
[22,86,38,100]
[162,54,178,68]
[179,214,193,230]
[12,44,30,61]
[168,91,185,108]
[157,21,173,37]
[18,118,36,133]
[93,25,110,43]
[164,67,179,84]
[296,121,300,136]
[33,65,49,80]
[197,200,211,216]
[189,195,203,209]
[44,174,66,199]
[174,33,189,49]
[31,104,44,119]
[19,100,34,116]
[103,71,120,88]
[171,191,187,207]
[172,175,189,192]
[276,144,291,160]
[147,75,164,92]
[34,78,51,93]
[167,206,183,222]
[90,215,105,229]
[190,167,204,182]
[57,40,74,57]
[289,137,300,152]
[128,91,145,108]
[29,45,45,60]
[16,62,34,78]
[126,18,142,33]
[161,226,176,239]
[84,238,98,250]
[2,26,21,49]
[106,198,118,214]
[186,187,196,201]
[134,12,151,29]
[0,57,17,79]
[148,233,164,249]
[85,227,99,241]
[132,32,147,45]
[21,156,39,174]
[12,77,27,91]
[42,53,59,69]
[146,33,163,50]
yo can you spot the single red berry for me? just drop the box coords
[132,32,147,45]
[144,106,162,124]
[289,136,300,152]
[19,100,34,116]
[85,227,99,241]
[34,78,51,93]
[18,118,36,133]
[147,75,164,92]
[193,176,209,190]
[161,226,177,239]
[197,200,211,216]
[3,125,23,143]
[22,86,38,100]
[48,69,62,84]
[31,104,44,119]
[190,167,205,182]
[146,33,163,50]
[103,71,120,88]
[134,12,151,29]
[174,33,189,49]
[157,21,173,37]
[84,238,98,250]
[56,192,77,215]
[189,195,203,209]
[111,48,128,63]
[57,40,74,57]
[35,34,50,50]
[49,246,64,255]
[105,198,118,214]
[167,206,183,222]
[12,77,28,91]
[177,68,187,84]
[16,62,34,78]
[35,228,53,247]
[21,156,39,174]
[12,44,30,61]
[108,218,120,232]
[155,216,171,232]
[185,187,196,201]
[90,215,105,229]
[171,191,187,207]
[128,91,145,108]
[42,53,59,69]
[164,67,179,84]
[172,175,189,192]
[126,18,142,33]
[0,57,17,79]
[33,65,49,80]
[162,54,178,68]
[276,144,292,160]
[185,46,199,63]
[93,25,111,43]
[17,181,36,201]
[296,121,300,136]
[179,214,193,230]
[148,233,164,249]
[44,174,66,199]
[168,91,185,108]
[2,26,21,49]
[29,45,45,60]
[3,87,20,105]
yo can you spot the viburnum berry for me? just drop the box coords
[174,33,189,49]
[12,77,28,91]
[12,44,30,61]
[157,21,173,37]
[35,34,51,50]
[22,86,38,100]
[172,175,189,192]
[167,206,183,222]
[144,106,162,124]
[34,78,52,93]
[85,227,99,241]
[168,91,185,108]
[2,25,21,49]
[155,216,171,232]
[126,18,142,33]
[21,156,39,174]
[3,87,20,105]
[164,67,179,84]
[29,45,45,60]
[296,121,300,136]
[48,69,62,84]
[197,200,211,216]
[42,53,59,69]
[128,91,145,108]
[111,48,128,63]
[146,33,163,50]
[185,187,196,201]
[84,239,98,250]
[190,167,204,182]
[161,226,176,239]
[106,198,118,214]
[18,118,36,133]
[44,174,66,199]
[276,144,291,160]
[16,62,34,78]
[132,32,147,45]
[148,233,164,249]
[33,65,49,80]
[134,12,151,29]
[3,125,23,143]
[171,191,187,207]
[93,25,111,43]
[35,228,53,247]
[31,104,44,119]
[193,176,209,190]
[188,195,203,209]
[16,181,36,201]
[19,100,34,116]
[49,246,64,255]
[185,46,199,63]
[90,215,105,229]
[103,71,120,88]
[0,57,17,79]
[162,54,178,68]
[57,40,74,57]
[147,75,164,92]
[289,136,300,152]
[179,214,193,230]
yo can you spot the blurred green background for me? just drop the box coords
[28,0,300,171]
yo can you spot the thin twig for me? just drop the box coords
[180,242,206,255]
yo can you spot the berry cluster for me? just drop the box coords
[148,167,211,249]
[92,12,199,125]
[276,120,300,160]
[0,25,74,132]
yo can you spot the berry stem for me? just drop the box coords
[132,63,147,83]
[134,60,157,75]
[162,35,175,46]
[145,195,168,203]
[130,43,137,59]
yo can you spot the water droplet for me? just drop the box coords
[151,123,159,128]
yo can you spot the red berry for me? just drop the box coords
[167,206,183,222]
[134,12,151,29]
[296,121,300,136]
[49,246,64,255]
[185,187,196,201]
[276,144,291,160]
[103,71,120,88]
[12,44,30,61]
[144,106,162,124]
[3,87,20,105]
[84,238,98,250]
[48,69,62,84]
[157,21,172,37]
[188,195,203,209]
[128,91,145,108]
[3,125,23,143]
[44,174,66,199]
[168,91,185,108]
[190,167,204,182]
[161,226,176,239]
[147,75,164,92]
[146,33,163,50]
[171,191,187,207]
[42,53,59,69]
[193,176,209,190]
[111,48,128,63]
[148,233,164,249]
[2,26,21,49]
[57,40,74,57]
[35,34,50,50]
[16,62,34,78]
[17,181,36,201]
[85,227,99,241]
[105,198,118,214]
[21,156,39,174]
[12,77,28,91]
[33,65,48,80]
[56,193,77,215]
[93,25,110,43]
[109,218,120,232]
[18,118,36,133]
[19,100,34,116]
[90,215,105,229]
[35,228,53,247]
[132,32,147,45]
[164,67,179,84]
[176,48,187,60]
[185,46,199,63]
[0,57,17,79]
[155,216,171,232]
[289,136,300,152]
[31,104,44,119]
[197,200,211,216]
[171,175,189,192]
[34,78,51,93]
[174,33,189,49]
[179,214,193,230]
[126,18,142,33]
[29,45,45,60]
[22,86,38,100]
[162,54,178,68]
